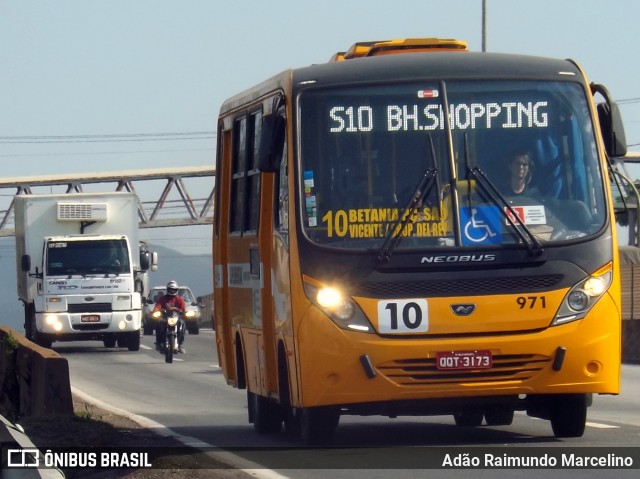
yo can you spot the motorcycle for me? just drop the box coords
[152,309,183,363]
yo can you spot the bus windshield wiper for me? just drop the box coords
[377,136,440,263]
[462,136,543,256]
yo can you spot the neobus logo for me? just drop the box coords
[420,254,496,264]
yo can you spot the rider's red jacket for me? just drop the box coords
[153,294,186,312]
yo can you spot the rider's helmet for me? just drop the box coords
[167,280,179,296]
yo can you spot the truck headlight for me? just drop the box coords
[552,263,612,325]
[45,314,63,332]
[303,279,373,333]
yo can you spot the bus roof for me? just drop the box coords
[219,50,583,116]
[293,52,583,89]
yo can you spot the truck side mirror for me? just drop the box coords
[21,254,31,272]
[140,251,151,271]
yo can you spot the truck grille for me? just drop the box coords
[377,354,551,386]
[72,323,110,331]
[68,303,112,313]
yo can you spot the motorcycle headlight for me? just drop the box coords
[552,263,612,325]
[303,279,373,333]
[167,316,179,327]
[185,310,196,318]
[152,310,162,319]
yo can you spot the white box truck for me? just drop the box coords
[14,192,158,350]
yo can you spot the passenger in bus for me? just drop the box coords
[502,151,534,196]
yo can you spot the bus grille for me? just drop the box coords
[68,303,113,313]
[377,354,551,386]
[360,275,563,297]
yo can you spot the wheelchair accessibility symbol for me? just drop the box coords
[460,206,502,245]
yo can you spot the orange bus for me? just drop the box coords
[213,38,627,443]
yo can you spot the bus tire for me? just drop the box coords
[453,411,484,427]
[484,407,514,426]
[248,391,282,434]
[550,394,587,438]
[300,407,340,444]
[278,344,300,435]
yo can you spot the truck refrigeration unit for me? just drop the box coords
[14,192,157,350]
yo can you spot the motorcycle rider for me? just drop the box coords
[153,280,187,353]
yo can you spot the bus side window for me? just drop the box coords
[275,123,289,244]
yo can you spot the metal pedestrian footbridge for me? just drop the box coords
[0,166,215,237]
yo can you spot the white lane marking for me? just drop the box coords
[71,386,292,479]
[586,421,619,429]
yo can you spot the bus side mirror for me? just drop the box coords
[598,101,627,158]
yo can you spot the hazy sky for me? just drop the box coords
[1,0,639,250]
[2,0,639,176]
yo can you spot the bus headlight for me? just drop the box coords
[552,263,612,325]
[567,290,589,311]
[303,280,374,333]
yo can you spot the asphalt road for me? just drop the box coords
[58,331,640,478]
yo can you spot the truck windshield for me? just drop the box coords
[298,80,605,250]
[46,239,130,275]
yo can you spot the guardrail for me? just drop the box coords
[0,326,73,421]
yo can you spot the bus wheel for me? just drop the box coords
[453,411,484,427]
[284,408,302,436]
[103,336,117,348]
[484,407,514,426]
[248,391,282,434]
[300,407,340,444]
[549,394,587,438]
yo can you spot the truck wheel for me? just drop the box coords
[103,336,117,348]
[25,306,52,348]
[550,394,587,438]
[126,331,141,352]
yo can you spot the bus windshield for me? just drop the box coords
[298,80,605,250]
